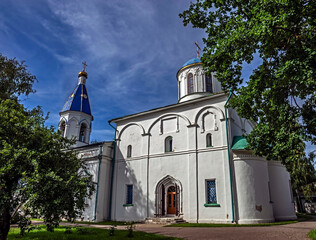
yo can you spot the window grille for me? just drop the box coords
[126,185,133,204]
[206,180,217,204]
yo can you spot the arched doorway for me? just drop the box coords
[155,176,182,217]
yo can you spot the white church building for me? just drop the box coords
[59,55,297,224]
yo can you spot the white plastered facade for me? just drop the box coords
[61,59,296,223]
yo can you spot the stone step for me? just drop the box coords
[145,217,187,225]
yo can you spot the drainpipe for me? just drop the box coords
[92,144,103,221]
[108,120,117,220]
[224,89,235,223]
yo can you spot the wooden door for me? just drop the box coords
[167,186,176,214]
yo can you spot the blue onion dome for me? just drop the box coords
[182,57,201,68]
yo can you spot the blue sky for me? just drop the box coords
[0,0,208,141]
[0,1,313,154]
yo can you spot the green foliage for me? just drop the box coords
[0,54,94,240]
[16,214,31,236]
[180,0,315,186]
[309,228,316,240]
[109,224,117,236]
[0,54,36,101]
[126,222,135,238]
[7,226,181,240]
[64,226,73,234]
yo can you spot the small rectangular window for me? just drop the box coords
[206,180,217,204]
[126,185,133,204]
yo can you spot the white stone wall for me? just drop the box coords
[76,142,113,222]
[268,161,296,220]
[233,152,275,223]
[112,94,235,223]
[111,91,295,224]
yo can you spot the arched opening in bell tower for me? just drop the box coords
[79,123,87,142]
[59,121,66,137]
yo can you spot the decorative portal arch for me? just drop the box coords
[155,175,183,217]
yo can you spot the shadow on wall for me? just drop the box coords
[114,148,154,222]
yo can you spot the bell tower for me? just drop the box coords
[59,62,93,147]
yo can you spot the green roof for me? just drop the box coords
[231,136,248,150]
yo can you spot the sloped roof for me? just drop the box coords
[231,136,248,150]
[61,83,91,115]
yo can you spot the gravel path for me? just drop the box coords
[29,217,316,240]
[135,217,316,240]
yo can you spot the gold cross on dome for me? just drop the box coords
[82,61,88,71]
[195,41,201,58]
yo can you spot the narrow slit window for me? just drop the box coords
[206,180,217,204]
[205,75,212,92]
[187,73,194,94]
[126,185,133,204]
[127,145,132,158]
[165,136,173,152]
[206,133,212,147]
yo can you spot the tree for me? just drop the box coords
[180,0,315,177]
[0,54,36,101]
[0,55,94,240]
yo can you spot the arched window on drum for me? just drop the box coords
[187,73,194,94]
[205,75,212,92]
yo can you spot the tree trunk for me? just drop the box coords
[0,209,11,240]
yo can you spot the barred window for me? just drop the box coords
[126,185,133,204]
[206,180,217,204]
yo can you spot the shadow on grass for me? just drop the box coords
[8,225,181,240]
[31,219,128,226]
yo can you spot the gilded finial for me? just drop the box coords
[195,41,201,58]
[78,61,88,78]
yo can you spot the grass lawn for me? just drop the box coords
[72,220,127,226]
[31,219,127,226]
[8,226,181,240]
[309,228,316,240]
[167,213,312,228]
